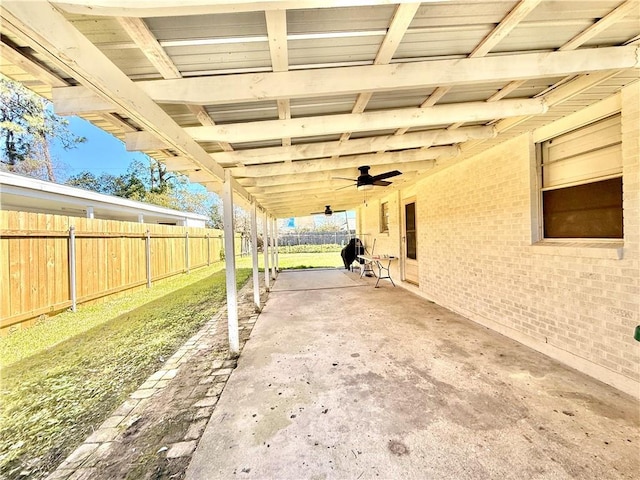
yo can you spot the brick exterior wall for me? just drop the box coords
[358,84,640,398]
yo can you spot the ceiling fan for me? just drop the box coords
[334,165,402,191]
[311,205,346,217]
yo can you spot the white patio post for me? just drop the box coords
[250,202,261,311]
[270,216,277,280]
[274,218,280,272]
[222,170,239,355]
[263,210,270,291]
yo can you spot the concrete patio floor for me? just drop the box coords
[186,269,639,480]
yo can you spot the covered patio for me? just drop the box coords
[1,1,639,477]
[186,269,639,479]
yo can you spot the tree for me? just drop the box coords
[0,75,85,181]
[65,171,103,192]
[208,203,224,230]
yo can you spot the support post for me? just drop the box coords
[270,217,277,279]
[223,170,239,355]
[250,203,261,311]
[145,229,152,288]
[68,225,77,312]
[263,210,270,291]
[274,218,279,272]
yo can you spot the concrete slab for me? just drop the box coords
[187,270,639,480]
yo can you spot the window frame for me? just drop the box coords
[536,114,623,241]
[380,201,389,233]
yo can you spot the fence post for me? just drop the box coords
[68,225,77,312]
[145,229,152,288]
[206,234,210,266]
[185,231,190,273]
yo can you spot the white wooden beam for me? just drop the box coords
[211,126,491,165]
[124,131,167,151]
[469,0,541,57]
[116,17,181,78]
[119,46,640,105]
[126,125,484,162]
[231,147,456,178]
[374,3,420,64]
[560,0,639,51]
[265,9,291,147]
[265,10,288,72]
[0,1,252,201]
[162,156,198,171]
[180,99,546,143]
[54,1,412,17]
[52,86,114,115]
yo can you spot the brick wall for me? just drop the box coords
[358,84,640,397]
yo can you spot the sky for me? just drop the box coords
[52,116,150,181]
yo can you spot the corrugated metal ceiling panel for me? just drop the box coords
[287,5,396,34]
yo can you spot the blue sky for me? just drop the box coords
[53,116,147,180]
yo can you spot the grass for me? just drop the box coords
[236,251,343,270]
[0,250,345,479]
[0,260,229,369]
[0,268,251,479]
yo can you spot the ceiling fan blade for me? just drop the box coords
[335,184,355,190]
[332,177,357,181]
[372,180,392,187]
[371,170,402,182]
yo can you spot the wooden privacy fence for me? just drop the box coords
[0,210,231,332]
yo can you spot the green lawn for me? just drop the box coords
[236,251,343,270]
[0,250,344,479]
[0,268,251,479]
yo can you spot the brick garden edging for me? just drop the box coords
[45,305,259,480]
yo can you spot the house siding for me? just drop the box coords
[358,83,640,398]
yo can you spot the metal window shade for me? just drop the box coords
[542,114,622,189]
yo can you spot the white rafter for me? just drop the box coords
[265,9,291,147]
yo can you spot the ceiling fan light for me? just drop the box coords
[358,183,374,191]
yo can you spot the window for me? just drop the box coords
[539,115,623,239]
[380,201,389,233]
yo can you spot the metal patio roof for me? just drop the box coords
[1,1,639,218]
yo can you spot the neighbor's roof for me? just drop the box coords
[1,0,638,217]
[0,171,209,224]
